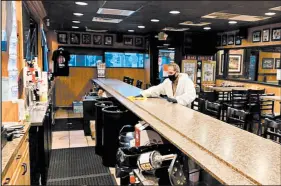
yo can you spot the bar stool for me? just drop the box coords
[263,118,281,144]
[128,78,134,85]
[136,80,143,89]
[204,101,222,120]
[123,76,130,83]
[226,107,250,130]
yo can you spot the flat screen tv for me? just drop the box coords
[105,52,144,68]
[69,54,102,67]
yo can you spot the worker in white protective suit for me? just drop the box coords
[137,63,196,107]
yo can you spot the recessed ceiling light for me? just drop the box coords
[169,10,180,14]
[72,26,79,29]
[128,30,134,32]
[151,19,159,22]
[72,20,80,23]
[138,25,145,29]
[163,44,170,46]
[168,48,175,50]
[265,12,276,16]
[75,2,88,6]
[228,21,237,24]
[97,8,135,16]
[179,21,211,26]
[155,35,158,38]
[73,13,83,16]
[203,27,211,30]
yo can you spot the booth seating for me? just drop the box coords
[263,118,281,144]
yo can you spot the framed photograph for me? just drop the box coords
[216,35,221,46]
[135,37,143,47]
[252,30,261,42]
[70,33,80,44]
[57,32,68,44]
[124,37,133,46]
[222,35,227,46]
[104,35,113,46]
[227,34,234,45]
[229,54,242,73]
[82,34,91,44]
[272,28,281,41]
[221,54,224,73]
[262,29,270,42]
[275,58,280,69]
[235,35,242,45]
[262,58,274,69]
[93,35,102,45]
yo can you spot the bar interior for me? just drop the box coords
[1,1,281,186]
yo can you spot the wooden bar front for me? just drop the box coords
[94,78,281,185]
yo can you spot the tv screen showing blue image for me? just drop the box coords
[69,54,102,67]
[105,52,144,68]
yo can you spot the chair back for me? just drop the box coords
[247,89,264,113]
[197,98,206,113]
[204,101,222,120]
[263,118,281,144]
[136,80,143,89]
[215,91,230,103]
[226,107,250,130]
[128,78,134,85]
[230,90,248,110]
[123,76,129,83]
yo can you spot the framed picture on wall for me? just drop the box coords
[229,54,242,73]
[124,37,133,46]
[135,37,143,47]
[104,35,113,46]
[227,35,234,45]
[82,34,91,44]
[57,32,68,44]
[262,58,274,69]
[272,28,281,41]
[275,58,280,69]
[262,28,270,42]
[252,30,261,42]
[222,35,227,46]
[93,35,102,45]
[70,33,80,44]
[235,35,242,45]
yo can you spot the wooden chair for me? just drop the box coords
[226,107,250,130]
[215,91,231,121]
[136,80,143,89]
[230,90,249,110]
[191,98,199,111]
[197,98,206,113]
[204,101,222,120]
[123,76,130,83]
[128,78,134,85]
[263,118,281,144]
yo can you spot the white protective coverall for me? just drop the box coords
[140,73,196,107]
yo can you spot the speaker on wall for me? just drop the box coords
[116,33,123,43]
[238,27,248,39]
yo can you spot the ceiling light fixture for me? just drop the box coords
[228,20,237,24]
[92,17,123,23]
[168,48,175,50]
[151,19,159,22]
[128,30,134,32]
[163,44,170,46]
[72,20,80,23]
[265,12,276,16]
[169,10,180,14]
[75,2,88,6]
[203,27,211,30]
[138,25,145,29]
[73,13,83,16]
[72,26,79,29]
[97,8,135,16]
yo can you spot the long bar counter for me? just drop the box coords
[93,78,281,185]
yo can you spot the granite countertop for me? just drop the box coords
[2,122,31,177]
[94,78,281,185]
[29,102,49,126]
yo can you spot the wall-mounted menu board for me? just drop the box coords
[69,54,103,67]
[104,52,144,68]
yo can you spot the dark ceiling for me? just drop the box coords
[43,1,281,34]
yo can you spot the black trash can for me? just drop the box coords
[102,106,137,167]
[94,101,114,156]
[82,97,110,136]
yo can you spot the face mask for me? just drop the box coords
[168,73,177,82]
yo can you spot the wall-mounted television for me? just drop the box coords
[105,52,144,68]
[69,54,103,67]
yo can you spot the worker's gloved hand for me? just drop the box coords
[167,97,177,103]
[135,94,143,98]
